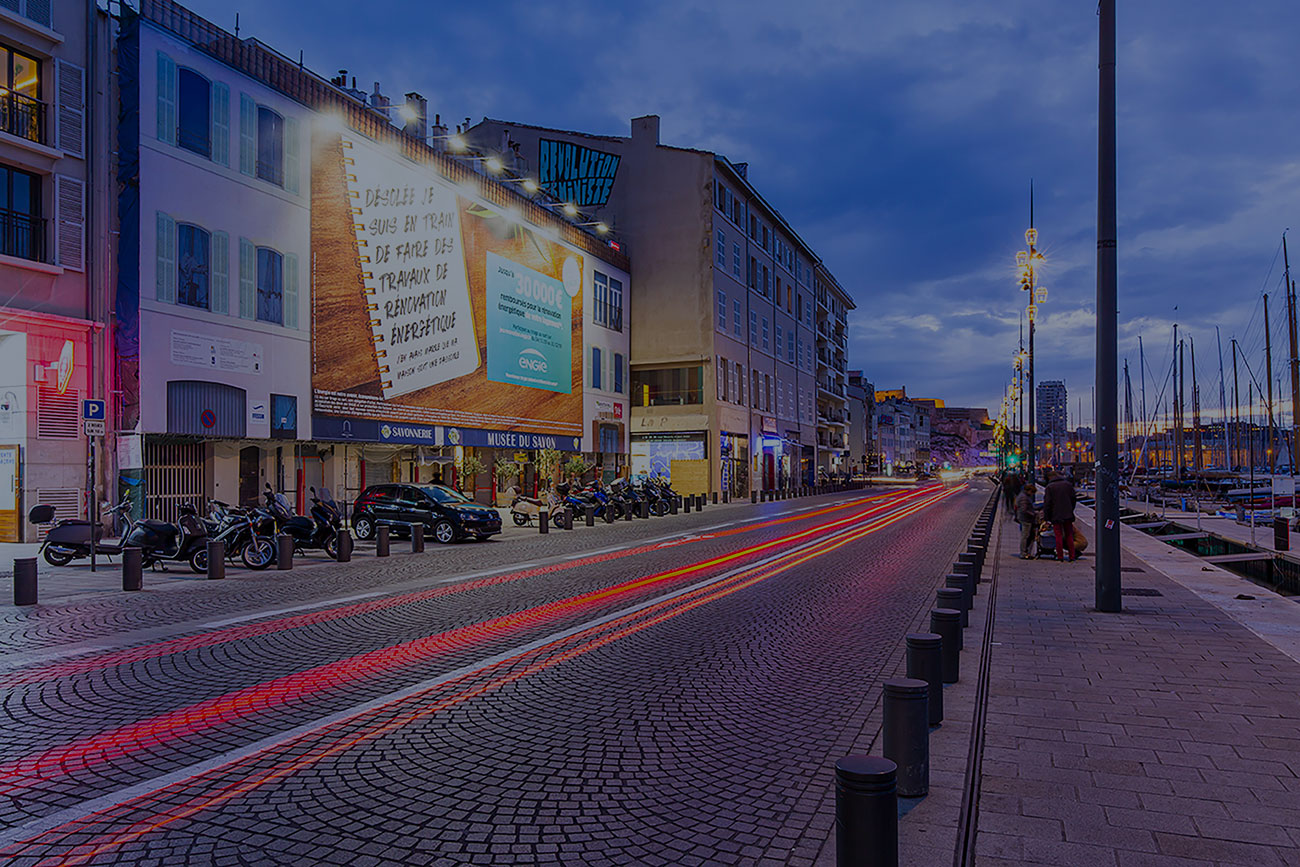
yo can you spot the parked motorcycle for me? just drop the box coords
[33,499,210,572]
[261,484,344,559]
[135,503,210,572]
[204,499,277,570]
[34,500,134,566]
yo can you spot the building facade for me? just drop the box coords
[0,0,105,540]
[846,370,874,475]
[113,0,629,517]
[465,115,854,495]
[1037,379,1068,436]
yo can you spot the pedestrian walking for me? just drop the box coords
[1003,472,1022,515]
[1042,471,1078,561]
[1014,482,1039,559]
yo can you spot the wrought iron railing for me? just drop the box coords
[0,208,45,262]
[0,92,44,144]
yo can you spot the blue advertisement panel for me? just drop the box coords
[485,252,572,394]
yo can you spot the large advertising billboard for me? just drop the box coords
[311,128,585,445]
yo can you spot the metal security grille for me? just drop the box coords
[36,387,79,439]
[35,488,80,540]
[144,440,205,523]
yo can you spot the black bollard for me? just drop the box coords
[883,678,930,797]
[722,490,729,504]
[336,528,352,562]
[712,492,718,505]
[640,499,650,519]
[670,497,679,514]
[277,534,294,570]
[684,496,691,514]
[586,505,595,527]
[957,551,979,581]
[207,540,225,579]
[946,571,973,615]
[906,633,944,726]
[930,609,962,683]
[377,524,391,555]
[751,490,758,504]
[623,503,632,522]
[412,523,425,552]
[605,505,616,524]
[122,547,143,592]
[539,510,549,534]
[835,755,898,867]
[696,494,705,510]
[937,587,966,628]
[13,557,36,606]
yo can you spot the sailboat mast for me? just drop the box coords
[1232,337,1241,471]
[1285,232,1299,480]
[1265,293,1276,474]
[1216,327,1229,471]
[1176,329,1184,479]
[1191,335,1202,475]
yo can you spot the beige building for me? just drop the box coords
[466,115,854,495]
[0,1,107,540]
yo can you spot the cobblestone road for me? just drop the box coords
[1,484,985,866]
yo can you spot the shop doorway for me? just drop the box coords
[0,444,19,542]
[238,446,261,507]
[144,440,205,523]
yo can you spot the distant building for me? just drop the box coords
[847,371,874,473]
[1037,380,1068,436]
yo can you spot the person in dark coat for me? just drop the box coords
[1003,472,1023,515]
[1042,472,1078,561]
[1014,482,1039,559]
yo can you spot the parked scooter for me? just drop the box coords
[134,503,210,572]
[204,499,277,570]
[261,484,344,559]
[33,500,134,566]
[506,485,549,526]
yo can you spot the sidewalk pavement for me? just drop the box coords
[970,507,1300,865]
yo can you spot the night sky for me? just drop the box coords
[175,0,1300,427]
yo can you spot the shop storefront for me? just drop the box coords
[719,431,749,499]
[631,431,709,493]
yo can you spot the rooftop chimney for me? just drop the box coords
[369,81,390,120]
[631,114,660,146]
[403,91,427,141]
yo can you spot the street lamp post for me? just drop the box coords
[1018,222,1046,480]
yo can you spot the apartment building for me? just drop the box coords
[0,0,106,540]
[465,115,854,495]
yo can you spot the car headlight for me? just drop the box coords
[458,510,480,520]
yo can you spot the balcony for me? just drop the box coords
[0,207,46,263]
[1,92,45,145]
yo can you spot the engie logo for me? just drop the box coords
[518,348,549,374]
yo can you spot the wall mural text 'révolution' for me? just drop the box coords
[538,139,620,207]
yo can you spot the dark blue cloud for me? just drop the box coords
[175,0,1300,424]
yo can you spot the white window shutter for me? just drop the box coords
[238,238,255,318]
[55,59,85,158]
[53,175,84,271]
[211,82,230,167]
[211,230,229,314]
[155,211,176,302]
[156,51,177,146]
[284,116,300,195]
[239,94,256,176]
[283,252,299,329]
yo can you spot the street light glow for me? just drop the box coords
[448,134,467,152]
[485,156,503,173]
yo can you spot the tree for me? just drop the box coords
[458,454,486,496]
[563,456,591,482]
[536,448,562,490]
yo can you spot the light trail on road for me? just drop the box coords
[1,488,928,688]
[3,484,966,866]
[0,486,948,794]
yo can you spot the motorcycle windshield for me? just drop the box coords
[317,487,336,508]
[273,493,294,514]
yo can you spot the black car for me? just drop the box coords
[351,484,502,544]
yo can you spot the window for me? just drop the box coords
[270,393,297,440]
[0,163,42,262]
[632,366,704,406]
[592,346,602,389]
[177,68,211,157]
[716,229,726,266]
[775,324,783,357]
[733,299,742,337]
[614,353,624,393]
[751,369,760,409]
[593,270,624,331]
[762,265,770,297]
[765,374,772,412]
[256,105,284,186]
[749,214,756,238]
[715,180,726,210]
[732,243,741,278]
[256,246,283,324]
[749,310,758,347]
[0,44,41,143]
[797,293,803,321]
[735,362,744,405]
[732,198,743,226]
[748,256,757,290]
[716,288,727,331]
[761,317,769,352]
[717,357,728,401]
[787,328,796,364]
[762,225,769,250]
[176,223,210,310]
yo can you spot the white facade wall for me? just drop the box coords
[136,22,311,441]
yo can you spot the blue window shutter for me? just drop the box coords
[284,116,301,195]
[156,52,177,146]
[284,252,299,329]
[239,94,256,176]
[614,353,624,393]
[156,211,176,302]
[592,347,602,390]
[211,230,229,314]
[211,82,230,166]
[238,237,255,318]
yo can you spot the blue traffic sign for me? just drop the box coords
[82,399,106,421]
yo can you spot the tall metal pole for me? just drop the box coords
[1284,233,1299,482]
[1139,334,1147,468]
[1191,335,1202,475]
[1265,294,1276,474]
[1174,331,1183,479]
[1216,326,1229,470]
[1095,0,1121,612]
[1232,338,1241,472]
